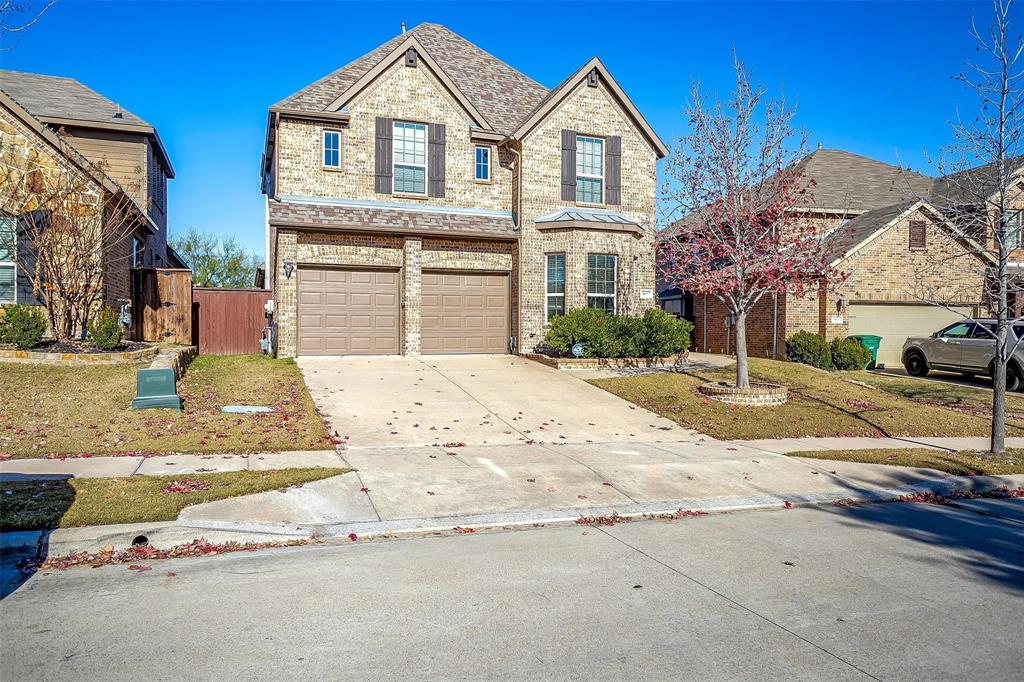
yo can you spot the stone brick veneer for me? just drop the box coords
[697,382,788,406]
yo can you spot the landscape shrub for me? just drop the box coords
[544,307,693,358]
[830,337,873,370]
[0,304,47,349]
[88,306,124,350]
[785,330,832,369]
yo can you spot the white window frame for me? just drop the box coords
[576,135,605,205]
[392,120,428,196]
[1007,209,1023,250]
[586,253,617,313]
[322,129,341,169]
[474,145,491,182]
[0,216,16,304]
[545,253,565,323]
[131,236,143,268]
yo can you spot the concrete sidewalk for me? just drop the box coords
[0,450,343,481]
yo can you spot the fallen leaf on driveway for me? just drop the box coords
[783,561,795,566]
[783,500,793,509]
[165,571,177,577]
[360,487,370,493]
[347,533,358,542]
[128,565,151,572]
[526,478,536,483]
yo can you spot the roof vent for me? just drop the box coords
[114,104,123,119]
[587,68,599,88]
[405,47,418,68]
[817,142,822,150]
[400,21,406,34]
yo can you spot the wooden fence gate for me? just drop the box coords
[131,268,193,344]
[191,288,271,354]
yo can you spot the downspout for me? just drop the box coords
[505,141,521,352]
[771,292,778,359]
[702,294,708,353]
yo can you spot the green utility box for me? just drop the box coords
[131,367,183,411]
[850,334,882,370]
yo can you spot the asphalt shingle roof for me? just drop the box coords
[792,149,934,212]
[274,23,550,134]
[0,69,151,129]
[820,199,918,263]
[929,155,1024,205]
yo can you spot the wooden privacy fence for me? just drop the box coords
[131,268,193,344]
[191,288,271,355]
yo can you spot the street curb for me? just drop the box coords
[4,472,1019,556]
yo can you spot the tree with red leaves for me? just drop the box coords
[659,55,839,388]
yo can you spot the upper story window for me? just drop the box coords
[1007,210,1023,250]
[323,129,341,168]
[393,121,427,195]
[546,253,565,322]
[474,145,491,182]
[131,236,144,269]
[576,135,604,204]
[0,216,15,304]
[587,254,616,313]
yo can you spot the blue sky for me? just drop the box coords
[0,0,1001,254]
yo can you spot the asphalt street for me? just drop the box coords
[2,500,1023,681]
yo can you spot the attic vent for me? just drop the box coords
[587,68,599,88]
[405,48,418,68]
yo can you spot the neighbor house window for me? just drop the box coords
[0,216,15,304]
[323,130,341,168]
[546,253,565,322]
[1007,210,1023,249]
[393,121,427,194]
[576,135,604,204]
[474,145,490,182]
[131,236,143,268]
[587,254,616,313]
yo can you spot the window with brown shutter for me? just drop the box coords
[560,129,577,202]
[909,220,927,249]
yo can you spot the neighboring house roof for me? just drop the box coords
[0,89,156,234]
[791,149,933,213]
[273,23,549,135]
[0,69,174,176]
[929,154,1024,205]
[269,197,517,240]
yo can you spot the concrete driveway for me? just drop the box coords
[296,354,701,448]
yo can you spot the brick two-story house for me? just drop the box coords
[0,70,184,311]
[261,23,666,357]
[661,149,1020,367]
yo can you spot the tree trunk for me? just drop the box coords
[992,269,1008,456]
[734,310,750,388]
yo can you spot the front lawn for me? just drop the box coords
[851,371,1024,421]
[787,448,1024,476]
[0,355,331,458]
[589,358,1024,440]
[0,467,350,530]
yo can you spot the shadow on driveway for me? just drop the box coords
[0,474,75,599]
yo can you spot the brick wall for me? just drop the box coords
[275,59,511,212]
[517,79,657,351]
[693,294,785,358]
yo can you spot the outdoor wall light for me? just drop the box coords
[836,295,848,313]
[282,260,295,279]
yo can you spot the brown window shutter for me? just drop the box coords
[428,123,446,198]
[909,220,926,249]
[374,117,393,194]
[606,136,622,205]
[561,129,577,202]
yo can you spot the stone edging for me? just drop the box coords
[697,382,788,406]
[524,352,688,370]
[149,345,198,380]
[0,345,160,366]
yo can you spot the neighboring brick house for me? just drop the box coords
[261,23,666,357]
[661,149,1009,368]
[0,70,185,309]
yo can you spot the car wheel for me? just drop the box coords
[1008,367,1022,393]
[904,352,929,377]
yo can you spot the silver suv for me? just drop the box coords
[902,318,1024,391]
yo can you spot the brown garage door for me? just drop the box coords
[296,267,400,355]
[421,271,509,354]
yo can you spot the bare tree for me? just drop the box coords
[909,0,1024,455]
[659,54,838,388]
[0,136,140,342]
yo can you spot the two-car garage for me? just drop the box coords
[296,266,509,356]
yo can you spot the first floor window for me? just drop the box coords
[576,135,604,204]
[131,236,143,268]
[393,121,427,194]
[587,253,616,313]
[475,145,490,181]
[0,216,14,303]
[323,129,341,168]
[546,253,565,321]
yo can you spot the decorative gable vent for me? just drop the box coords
[587,68,599,87]
[405,48,418,68]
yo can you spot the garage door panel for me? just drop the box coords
[848,303,973,368]
[422,271,509,355]
[297,267,400,356]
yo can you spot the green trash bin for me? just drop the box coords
[850,334,882,370]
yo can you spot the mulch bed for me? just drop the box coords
[0,340,153,354]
